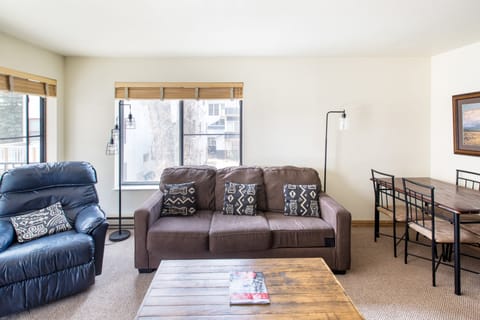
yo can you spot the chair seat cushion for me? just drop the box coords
[266,212,335,248]
[0,230,94,287]
[209,212,271,253]
[377,202,408,222]
[409,219,479,243]
[147,210,213,254]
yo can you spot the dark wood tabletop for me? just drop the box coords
[386,177,480,215]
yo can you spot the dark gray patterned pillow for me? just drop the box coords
[223,182,257,216]
[161,182,197,216]
[10,202,72,243]
[283,184,320,217]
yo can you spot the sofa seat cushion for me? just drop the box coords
[265,212,335,248]
[209,212,271,253]
[0,230,94,287]
[147,210,213,254]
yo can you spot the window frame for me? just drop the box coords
[0,93,46,173]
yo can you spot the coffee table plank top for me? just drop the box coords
[137,258,363,319]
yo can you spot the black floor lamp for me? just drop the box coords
[106,100,135,242]
[323,109,347,193]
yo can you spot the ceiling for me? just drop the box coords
[1,0,480,58]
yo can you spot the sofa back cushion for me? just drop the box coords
[160,166,216,210]
[263,166,321,212]
[215,166,266,211]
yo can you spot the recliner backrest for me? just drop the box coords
[0,161,99,221]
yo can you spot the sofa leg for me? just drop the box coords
[138,268,156,274]
[332,270,347,275]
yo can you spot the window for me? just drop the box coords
[208,103,221,116]
[120,99,242,185]
[0,93,46,174]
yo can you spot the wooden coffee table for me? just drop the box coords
[136,258,363,319]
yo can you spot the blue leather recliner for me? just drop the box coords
[0,161,108,317]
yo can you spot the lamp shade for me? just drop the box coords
[339,113,348,131]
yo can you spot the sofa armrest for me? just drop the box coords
[75,205,107,234]
[134,190,164,270]
[319,193,351,271]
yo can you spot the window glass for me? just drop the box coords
[184,100,240,168]
[0,93,45,174]
[122,100,180,183]
[119,99,242,185]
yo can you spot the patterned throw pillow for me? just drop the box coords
[223,182,258,216]
[161,182,197,216]
[283,184,320,217]
[10,202,72,243]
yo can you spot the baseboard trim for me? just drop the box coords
[352,220,398,227]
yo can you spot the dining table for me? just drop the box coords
[374,177,480,295]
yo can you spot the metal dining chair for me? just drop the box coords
[371,169,407,257]
[457,169,480,235]
[402,178,479,287]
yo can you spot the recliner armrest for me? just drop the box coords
[75,205,107,234]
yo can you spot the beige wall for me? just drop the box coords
[64,57,430,220]
[0,32,65,160]
[431,41,480,182]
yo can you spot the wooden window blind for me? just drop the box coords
[0,66,57,97]
[115,82,243,100]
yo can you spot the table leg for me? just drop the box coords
[454,213,461,295]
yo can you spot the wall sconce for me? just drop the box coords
[105,100,135,242]
[323,109,348,193]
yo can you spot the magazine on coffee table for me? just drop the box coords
[229,271,270,305]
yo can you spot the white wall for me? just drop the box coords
[431,42,480,182]
[0,32,65,161]
[64,57,430,220]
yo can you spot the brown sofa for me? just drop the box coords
[134,165,351,273]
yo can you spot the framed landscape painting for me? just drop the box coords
[453,91,480,156]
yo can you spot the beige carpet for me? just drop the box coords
[3,227,480,320]
[2,230,155,320]
[339,227,480,320]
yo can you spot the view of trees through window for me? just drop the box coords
[0,93,45,175]
[120,99,242,184]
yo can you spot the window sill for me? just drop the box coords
[113,184,159,191]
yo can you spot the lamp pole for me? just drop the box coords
[323,109,346,193]
[109,100,131,242]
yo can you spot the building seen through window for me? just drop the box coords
[120,99,242,185]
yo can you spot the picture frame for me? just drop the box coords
[453,91,480,156]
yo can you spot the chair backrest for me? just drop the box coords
[456,169,480,191]
[371,169,399,213]
[402,178,436,237]
[0,161,99,221]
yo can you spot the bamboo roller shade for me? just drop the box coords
[0,66,57,97]
[115,82,243,100]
